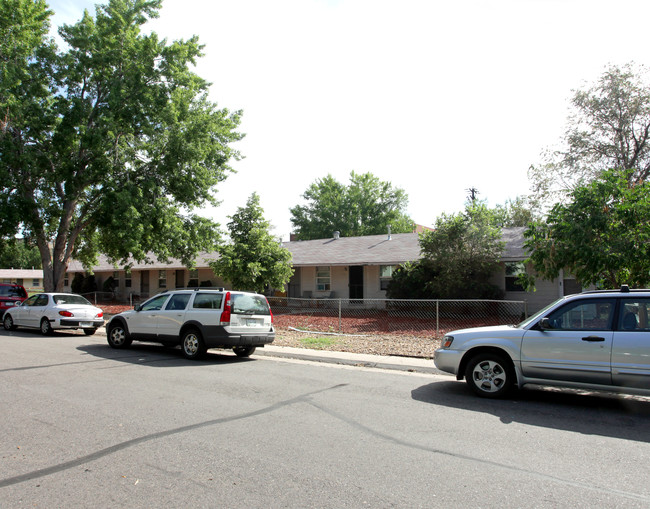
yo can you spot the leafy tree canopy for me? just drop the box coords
[290,171,413,240]
[524,168,650,289]
[0,0,243,291]
[210,193,293,293]
[529,63,650,209]
[0,238,41,269]
[387,202,505,299]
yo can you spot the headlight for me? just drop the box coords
[442,335,454,348]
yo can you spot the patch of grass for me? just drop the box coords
[299,336,338,349]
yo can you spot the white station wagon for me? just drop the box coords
[434,286,650,398]
[106,288,275,359]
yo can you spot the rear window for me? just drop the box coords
[53,294,92,305]
[231,294,270,315]
[0,285,27,298]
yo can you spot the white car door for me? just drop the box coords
[156,293,191,339]
[125,294,170,338]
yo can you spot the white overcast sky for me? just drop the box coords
[47,0,650,239]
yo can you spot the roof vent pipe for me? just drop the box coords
[387,225,392,240]
[333,231,340,240]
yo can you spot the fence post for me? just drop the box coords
[338,298,342,332]
[436,300,439,339]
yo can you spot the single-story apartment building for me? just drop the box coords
[64,227,578,313]
[0,269,44,293]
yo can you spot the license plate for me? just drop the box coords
[246,319,261,326]
[80,322,92,327]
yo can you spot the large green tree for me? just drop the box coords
[0,238,41,268]
[210,193,293,293]
[290,171,413,240]
[529,63,650,208]
[524,168,650,289]
[387,202,505,299]
[0,0,242,291]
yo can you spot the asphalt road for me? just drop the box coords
[2,329,650,508]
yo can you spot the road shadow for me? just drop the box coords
[412,379,650,443]
[77,342,255,368]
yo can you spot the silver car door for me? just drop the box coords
[612,298,650,389]
[521,298,615,385]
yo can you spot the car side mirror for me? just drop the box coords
[134,304,142,312]
[538,317,552,330]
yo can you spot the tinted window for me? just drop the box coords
[545,299,614,331]
[231,294,270,315]
[34,294,49,306]
[618,299,650,331]
[193,293,223,309]
[165,294,190,311]
[0,285,27,298]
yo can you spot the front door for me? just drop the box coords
[176,270,184,289]
[349,266,363,300]
[140,271,149,296]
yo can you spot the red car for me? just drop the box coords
[0,283,28,317]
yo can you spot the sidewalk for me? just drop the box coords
[253,344,443,375]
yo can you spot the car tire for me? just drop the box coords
[107,322,132,349]
[40,318,53,336]
[233,346,256,358]
[83,328,97,336]
[181,329,206,360]
[464,352,515,398]
[3,314,16,331]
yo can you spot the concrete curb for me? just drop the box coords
[253,345,444,375]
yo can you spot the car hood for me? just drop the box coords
[446,324,523,336]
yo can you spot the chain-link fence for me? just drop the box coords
[268,297,527,339]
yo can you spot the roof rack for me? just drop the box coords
[581,285,650,295]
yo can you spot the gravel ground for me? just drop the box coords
[273,327,441,358]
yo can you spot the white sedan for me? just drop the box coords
[3,293,104,335]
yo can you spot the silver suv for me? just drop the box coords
[106,288,275,359]
[434,286,650,398]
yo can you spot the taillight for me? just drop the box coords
[59,310,74,317]
[266,297,274,324]
[220,292,231,325]
[96,311,103,318]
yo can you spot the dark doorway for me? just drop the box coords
[176,270,184,289]
[140,271,149,296]
[349,266,364,300]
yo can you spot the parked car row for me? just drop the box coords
[4,284,650,401]
[1,287,275,361]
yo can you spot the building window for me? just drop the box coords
[505,262,526,291]
[64,273,69,286]
[188,269,198,287]
[124,269,132,288]
[158,270,167,288]
[379,265,396,291]
[316,267,330,291]
[32,279,39,287]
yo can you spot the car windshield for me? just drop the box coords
[231,294,270,315]
[516,297,566,328]
[53,294,92,306]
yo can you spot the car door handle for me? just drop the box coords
[582,336,605,342]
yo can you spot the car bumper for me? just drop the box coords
[55,319,105,329]
[433,348,464,376]
[202,325,275,348]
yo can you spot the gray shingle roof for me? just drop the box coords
[282,233,421,266]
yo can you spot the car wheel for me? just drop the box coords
[3,314,16,331]
[40,318,53,336]
[233,346,256,358]
[464,352,514,398]
[107,323,132,349]
[181,329,206,360]
[83,328,97,336]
